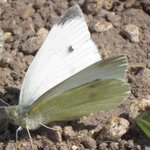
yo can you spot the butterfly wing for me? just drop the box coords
[19,5,101,107]
[26,56,129,127]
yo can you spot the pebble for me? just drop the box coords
[121,24,140,42]
[3,32,11,41]
[0,143,3,150]
[98,142,108,150]
[81,136,97,149]
[113,1,124,12]
[17,4,35,19]
[125,140,134,149]
[110,142,119,150]
[0,0,7,4]
[141,0,150,15]
[98,116,130,141]
[22,19,35,39]
[84,0,103,14]
[0,51,13,68]
[37,27,49,41]
[63,126,76,140]
[21,27,48,55]
[106,13,121,27]
[71,145,78,150]
[21,36,42,54]
[130,98,150,119]
[52,126,62,143]
[94,20,113,32]
[103,0,114,10]
[0,29,3,61]
[5,143,15,150]
[33,13,44,29]
[118,140,127,149]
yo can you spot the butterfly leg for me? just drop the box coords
[26,126,33,148]
[40,123,61,132]
[16,126,22,142]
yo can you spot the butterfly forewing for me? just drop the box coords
[19,5,101,107]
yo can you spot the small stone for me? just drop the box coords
[113,1,124,12]
[97,9,112,18]
[63,126,76,140]
[98,142,108,150]
[0,29,3,61]
[94,20,113,32]
[18,4,35,19]
[130,98,150,119]
[106,13,121,27]
[0,143,3,150]
[141,1,150,15]
[0,51,14,68]
[103,0,114,10]
[4,32,11,41]
[118,140,127,149]
[21,28,48,54]
[84,0,103,15]
[121,24,140,43]
[34,0,46,8]
[58,142,68,150]
[33,13,44,29]
[147,52,150,59]
[13,25,23,36]
[46,126,63,143]
[81,136,97,149]
[53,126,62,143]
[37,27,49,41]
[125,140,134,149]
[22,19,35,39]
[100,48,111,59]
[71,145,78,150]
[98,116,130,141]
[110,142,119,150]
[0,0,7,4]
[5,142,15,150]
[21,36,41,54]
[69,0,85,6]
[136,145,142,150]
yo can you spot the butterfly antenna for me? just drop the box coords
[0,98,10,106]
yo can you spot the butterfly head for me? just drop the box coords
[5,106,28,128]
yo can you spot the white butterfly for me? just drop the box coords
[1,5,129,145]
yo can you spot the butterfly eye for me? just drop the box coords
[68,46,74,53]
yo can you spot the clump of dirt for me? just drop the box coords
[0,0,150,149]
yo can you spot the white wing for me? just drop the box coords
[19,5,101,107]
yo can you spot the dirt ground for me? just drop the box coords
[0,0,150,149]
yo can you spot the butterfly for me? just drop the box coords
[0,4,129,144]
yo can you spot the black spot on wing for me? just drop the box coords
[58,5,82,25]
[68,46,74,52]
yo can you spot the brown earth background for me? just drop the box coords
[0,0,150,149]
